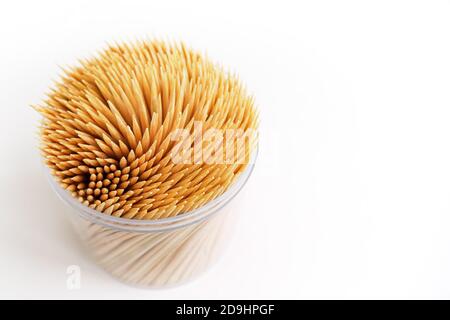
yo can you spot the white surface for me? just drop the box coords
[1,0,450,299]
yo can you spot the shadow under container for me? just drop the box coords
[46,156,256,288]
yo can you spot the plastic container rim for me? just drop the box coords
[44,147,258,232]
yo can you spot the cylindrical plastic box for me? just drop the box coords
[45,151,256,288]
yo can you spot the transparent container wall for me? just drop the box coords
[47,150,256,288]
[68,205,235,287]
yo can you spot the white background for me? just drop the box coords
[1,0,450,299]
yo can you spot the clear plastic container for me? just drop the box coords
[45,151,257,288]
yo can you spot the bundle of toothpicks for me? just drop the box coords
[36,39,258,286]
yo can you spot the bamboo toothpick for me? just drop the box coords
[37,39,258,220]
